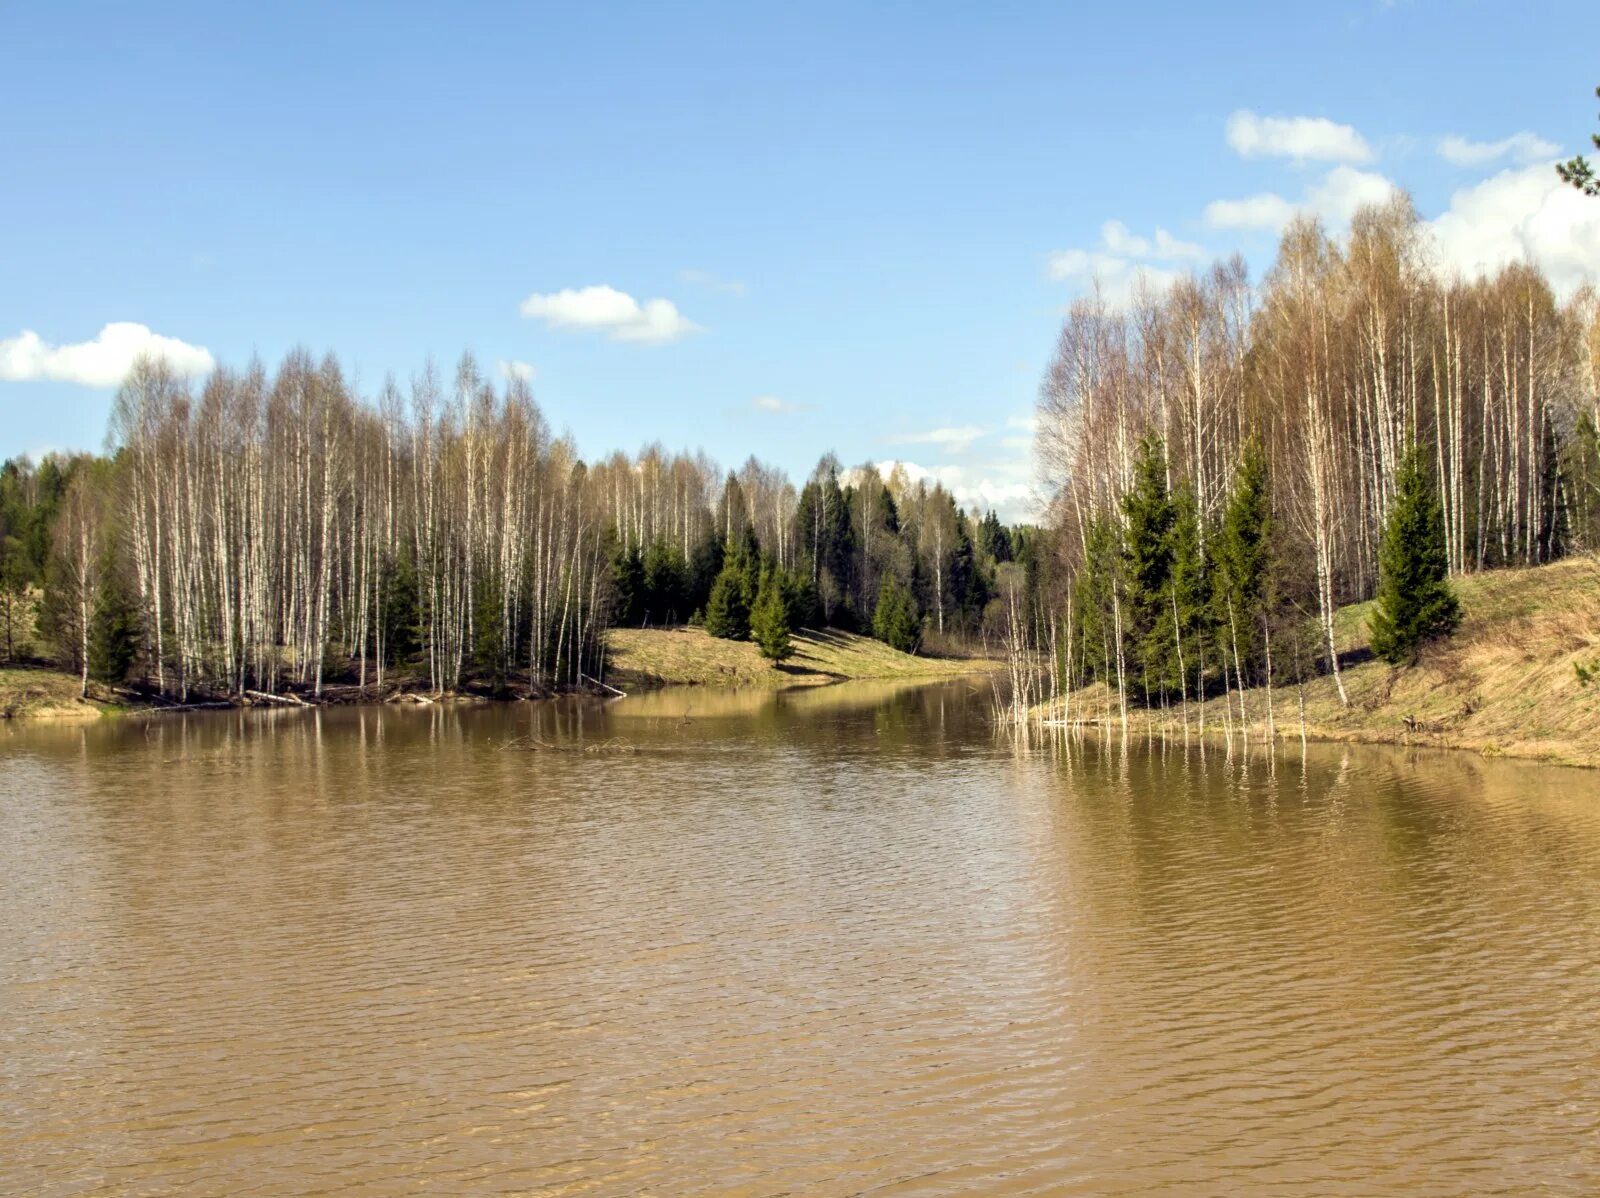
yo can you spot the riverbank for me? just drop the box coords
[1039,557,1600,768]
[0,628,998,720]
[0,668,120,721]
[605,626,999,690]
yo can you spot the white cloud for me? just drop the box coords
[0,322,214,388]
[874,459,1038,524]
[497,359,536,383]
[1427,163,1600,297]
[518,284,700,344]
[1438,132,1559,168]
[678,269,746,296]
[889,425,989,454]
[1204,166,1398,233]
[999,415,1036,452]
[1309,166,1400,224]
[1225,109,1374,164]
[752,395,795,413]
[1047,219,1204,303]
[1097,220,1204,261]
[1204,192,1298,231]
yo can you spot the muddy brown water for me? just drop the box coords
[3,681,1598,1195]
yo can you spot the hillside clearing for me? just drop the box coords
[605,626,999,690]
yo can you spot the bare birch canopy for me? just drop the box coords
[1037,196,1600,689]
[63,349,1002,701]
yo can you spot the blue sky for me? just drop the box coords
[4,1,1598,519]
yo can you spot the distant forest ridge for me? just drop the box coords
[0,359,1029,699]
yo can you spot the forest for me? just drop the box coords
[3,195,1599,714]
[0,355,1025,702]
[1032,195,1600,723]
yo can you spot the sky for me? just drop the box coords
[3,1,1599,521]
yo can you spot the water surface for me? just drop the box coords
[3,682,1598,1195]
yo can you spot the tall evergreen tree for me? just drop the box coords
[1370,446,1461,664]
[1120,436,1176,687]
[977,510,1013,563]
[608,535,646,627]
[872,572,920,653]
[703,563,751,640]
[1167,488,1211,694]
[1212,439,1272,681]
[947,510,989,634]
[1072,515,1122,686]
[89,550,140,685]
[686,531,725,615]
[472,573,507,688]
[750,566,794,662]
[641,540,688,624]
[379,548,421,668]
[795,458,853,620]
[1566,409,1600,551]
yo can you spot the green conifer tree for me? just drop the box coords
[703,563,750,640]
[608,535,645,627]
[379,549,421,668]
[1370,446,1461,665]
[1167,488,1211,694]
[1072,515,1122,686]
[872,572,920,653]
[977,510,1013,563]
[472,575,507,688]
[1120,435,1176,687]
[641,539,688,624]
[1212,439,1271,682]
[89,553,140,685]
[750,566,794,662]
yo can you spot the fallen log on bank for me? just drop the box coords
[579,673,627,698]
[245,689,311,707]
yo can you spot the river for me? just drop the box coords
[2,680,1597,1195]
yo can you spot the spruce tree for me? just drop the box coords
[687,531,725,614]
[1120,435,1176,686]
[1167,488,1211,693]
[1370,446,1461,665]
[608,538,645,627]
[703,563,750,640]
[641,539,688,624]
[1072,515,1122,685]
[379,549,421,667]
[978,510,1013,563]
[872,572,920,653]
[472,576,507,687]
[750,567,794,662]
[1212,440,1271,681]
[89,558,140,685]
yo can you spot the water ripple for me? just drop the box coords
[2,685,1598,1195]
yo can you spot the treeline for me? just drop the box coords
[1032,195,1600,719]
[0,354,1028,699]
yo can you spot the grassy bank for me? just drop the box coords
[0,668,122,721]
[1043,557,1600,768]
[606,626,998,690]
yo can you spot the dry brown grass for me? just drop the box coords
[0,667,114,721]
[1046,557,1600,768]
[605,626,1000,690]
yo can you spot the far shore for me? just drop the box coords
[1,628,1001,723]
